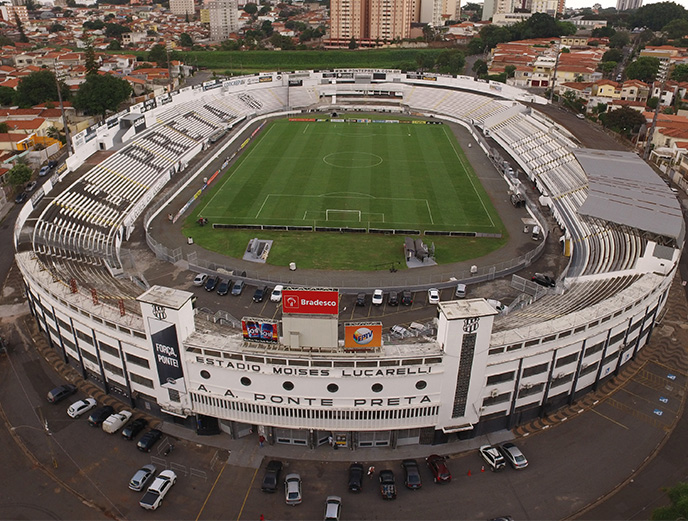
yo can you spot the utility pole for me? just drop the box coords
[166,42,173,92]
[53,60,72,156]
[549,41,561,103]
[643,79,665,161]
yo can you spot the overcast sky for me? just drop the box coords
[564,0,687,9]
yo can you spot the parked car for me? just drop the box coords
[401,459,422,489]
[324,495,342,521]
[216,279,230,296]
[378,470,397,500]
[102,410,133,434]
[204,275,219,292]
[455,283,467,298]
[14,192,28,204]
[532,273,556,288]
[47,160,58,169]
[372,289,383,306]
[487,299,505,312]
[25,181,37,192]
[499,442,528,469]
[231,279,245,296]
[122,418,148,440]
[576,113,585,119]
[253,286,268,302]
[428,288,440,304]
[426,454,451,483]
[355,293,366,307]
[387,292,399,306]
[129,464,157,492]
[46,383,77,404]
[479,445,506,472]
[38,165,51,176]
[193,273,208,286]
[139,469,176,510]
[261,460,282,493]
[270,285,283,302]
[401,290,413,306]
[348,463,364,492]
[87,405,115,427]
[66,397,97,418]
[284,473,302,505]
[137,428,163,452]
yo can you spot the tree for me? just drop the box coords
[626,56,660,82]
[602,106,646,135]
[243,2,258,14]
[47,125,65,144]
[435,49,465,75]
[652,482,688,520]
[0,122,8,133]
[82,20,105,30]
[107,39,122,50]
[7,163,31,190]
[671,63,688,81]
[600,61,617,74]
[592,26,616,38]
[609,31,630,48]
[147,44,168,67]
[261,20,273,36]
[647,96,659,109]
[663,18,688,39]
[628,2,687,31]
[84,40,98,76]
[180,33,193,47]
[49,23,65,33]
[73,74,132,119]
[467,37,485,55]
[15,13,29,43]
[105,23,129,39]
[602,48,623,62]
[0,86,15,106]
[505,64,516,78]
[14,70,69,108]
[472,59,488,77]
[348,37,357,49]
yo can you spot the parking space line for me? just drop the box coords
[235,466,259,521]
[590,408,629,430]
[195,460,227,521]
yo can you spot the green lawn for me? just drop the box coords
[184,117,507,270]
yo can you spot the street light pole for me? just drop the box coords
[53,60,72,156]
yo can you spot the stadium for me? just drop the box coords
[14,70,684,448]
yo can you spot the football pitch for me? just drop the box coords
[194,118,504,234]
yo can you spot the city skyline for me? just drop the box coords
[564,0,686,8]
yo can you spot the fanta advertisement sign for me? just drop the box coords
[282,289,339,315]
[242,318,279,343]
[344,322,382,349]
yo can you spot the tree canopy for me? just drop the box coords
[662,18,688,39]
[180,33,193,47]
[14,70,70,108]
[628,2,687,31]
[626,56,660,82]
[602,48,623,62]
[652,482,688,520]
[7,163,32,189]
[601,106,646,136]
[671,63,688,81]
[73,74,131,118]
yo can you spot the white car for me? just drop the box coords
[284,473,302,505]
[428,288,440,304]
[193,273,208,286]
[324,495,342,520]
[271,285,284,302]
[102,410,133,434]
[372,289,384,306]
[139,469,177,510]
[66,398,97,418]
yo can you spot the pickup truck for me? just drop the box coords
[102,410,132,434]
[379,470,397,500]
[139,470,177,510]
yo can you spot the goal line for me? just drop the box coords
[326,209,361,222]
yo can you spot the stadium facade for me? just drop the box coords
[15,70,684,448]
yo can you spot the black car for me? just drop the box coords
[216,279,231,296]
[87,405,114,427]
[348,463,364,492]
[379,470,397,500]
[46,383,77,403]
[356,293,366,306]
[401,459,422,489]
[14,192,28,204]
[261,460,283,493]
[253,286,268,303]
[401,290,413,306]
[137,428,163,452]
[122,417,148,440]
[204,275,219,292]
[388,292,399,306]
[532,273,556,287]
[48,160,58,169]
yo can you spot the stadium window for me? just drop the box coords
[580,362,599,376]
[486,371,515,385]
[555,352,578,368]
[522,363,548,377]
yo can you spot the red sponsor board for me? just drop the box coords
[282,289,339,315]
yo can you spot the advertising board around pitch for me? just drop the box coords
[344,322,383,350]
[282,288,339,315]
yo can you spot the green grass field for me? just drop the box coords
[185,117,507,270]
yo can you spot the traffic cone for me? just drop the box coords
[481,465,485,473]
[467,469,472,477]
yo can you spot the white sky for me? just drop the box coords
[564,0,688,9]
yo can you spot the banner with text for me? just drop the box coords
[344,322,382,349]
[282,289,339,315]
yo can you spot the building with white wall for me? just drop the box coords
[208,0,238,41]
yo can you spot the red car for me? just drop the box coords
[426,454,451,483]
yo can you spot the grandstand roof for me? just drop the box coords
[573,149,685,244]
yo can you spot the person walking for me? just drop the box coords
[367,465,375,479]
[259,435,266,448]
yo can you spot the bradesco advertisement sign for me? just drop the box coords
[242,318,279,342]
[282,289,339,315]
[344,322,383,349]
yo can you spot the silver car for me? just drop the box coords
[284,473,302,505]
[129,464,157,491]
[499,442,528,469]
